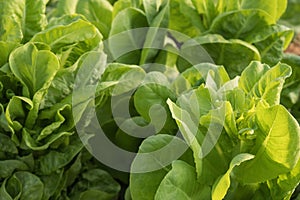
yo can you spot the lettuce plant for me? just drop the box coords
[0,0,299,199]
[130,61,300,200]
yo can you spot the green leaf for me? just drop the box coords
[176,85,213,124]
[134,72,177,134]
[22,0,48,42]
[48,0,78,16]
[209,9,274,41]
[190,0,217,28]
[173,63,230,94]
[1,177,22,200]
[78,190,117,200]
[22,128,73,151]
[140,0,169,64]
[216,0,240,12]
[0,0,22,42]
[40,64,77,109]
[254,25,293,65]
[0,133,18,154]
[221,101,239,139]
[114,117,146,152]
[281,53,300,122]
[5,96,32,134]
[239,61,292,106]
[183,34,261,77]
[10,171,44,200]
[281,0,300,28]
[169,88,243,186]
[167,99,203,178]
[155,160,210,200]
[211,153,255,200]
[268,159,300,200]
[76,0,113,38]
[0,42,19,67]
[143,0,165,23]
[97,63,145,96]
[109,8,148,64]
[36,135,82,175]
[238,61,270,93]
[31,15,102,55]
[240,0,287,21]
[9,43,60,98]
[69,169,120,200]
[234,105,300,183]
[168,0,202,39]
[0,179,15,200]
[40,171,64,200]
[0,160,29,178]
[37,104,73,141]
[112,0,132,18]
[0,0,47,43]
[130,134,193,200]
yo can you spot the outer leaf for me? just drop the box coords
[281,53,300,122]
[155,160,210,200]
[211,153,255,200]
[40,51,106,115]
[0,160,29,178]
[36,135,83,175]
[239,61,292,106]
[209,9,275,42]
[185,34,260,77]
[281,0,300,28]
[167,99,202,178]
[69,169,121,200]
[76,0,113,38]
[13,172,44,200]
[0,0,23,42]
[130,134,193,200]
[134,72,177,134]
[173,63,230,94]
[9,43,59,98]
[0,133,18,154]
[112,0,132,18]
[22,128,73,151]
[40,171,64,200]
[5,96,32,134]
[190,0,217,28]
[49,0,78,16]
[234,105,300,183]
[108,8,148,64]
[0,42,19,67]
[238,61,270,93]
[0,179,15,200]
[31,15,102,53]
[143,0,166,23]
[22,0,48,42]
[169,0,202,39]
[114,117,146,152]
[140,0,169,64]
[240,0,287,21]
[97,63,145,96]
[254,25,293,65]
[0,0,47,42]
[40,64,77,109]
[268,159,300,200]
[176,38,215,73]
[37,104,73,141]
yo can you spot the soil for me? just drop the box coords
[285,34,300,56]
